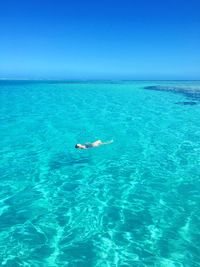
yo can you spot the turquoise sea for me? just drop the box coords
[1,80,200,267]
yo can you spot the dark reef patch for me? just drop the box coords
[175,101,198,106]
[144,85,200,102]
[49,152,90,170]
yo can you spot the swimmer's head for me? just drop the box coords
[75,144,83,149]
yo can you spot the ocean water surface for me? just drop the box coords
[0,80,200,267]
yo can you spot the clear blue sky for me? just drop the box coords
[0,0,200,79]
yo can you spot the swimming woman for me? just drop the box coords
[75,140,113,149]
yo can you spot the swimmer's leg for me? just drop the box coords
[101,140,114,145]
[93,140,102,146]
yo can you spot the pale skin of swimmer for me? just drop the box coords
[75,140,113,149]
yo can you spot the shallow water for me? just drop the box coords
[1,80,200,266]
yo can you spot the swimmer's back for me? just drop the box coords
[84,143,93,148]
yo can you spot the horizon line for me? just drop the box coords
[1,78,200,82]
